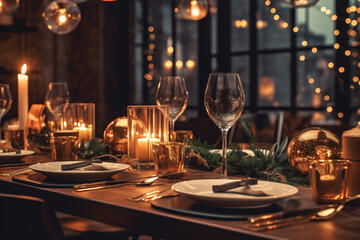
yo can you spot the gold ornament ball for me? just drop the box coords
[287,127,342,174]
[103,117,128,154]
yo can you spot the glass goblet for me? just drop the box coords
[45,82,70,130]
[0,84,12,141]
[204,73,245,178]
[156,76,188,132]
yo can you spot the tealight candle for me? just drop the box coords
[17,64,28,130]
[137,135,160,161]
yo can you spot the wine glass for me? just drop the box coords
[156,76,188,132]
[0,84,12,141]
[45,82,70,130]
[204,73,245,178]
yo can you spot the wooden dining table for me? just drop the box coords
[1,154,360,240]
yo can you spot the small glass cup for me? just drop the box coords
[169,130,193,146]
[63,103,95,142]
[309,159,351,203]
[152,142,185,174]
[4,125,27,149]
[51,130,79,161]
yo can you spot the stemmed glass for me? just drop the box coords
[156,76,188,132]
[204,73,245,178]
[0,84,12,141]
[45,82,70,130]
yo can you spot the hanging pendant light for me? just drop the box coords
[281,0,319,8]
[175,0,208,21]
[42,0,81,35]
[0,0,19,14]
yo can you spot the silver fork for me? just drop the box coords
[0,168,32,177]
[127,188,173,202]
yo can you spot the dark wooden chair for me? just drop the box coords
[0,193,135,240]
[229,111,285,149]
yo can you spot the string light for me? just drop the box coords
[308,78,315,84]
[326,106,333,113]
[328,62,334,68]
[299,55,306,61]
[324,95,330,101]
[312,47,318,53]
[339,67,345,73]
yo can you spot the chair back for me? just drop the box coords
[0,193,65,240]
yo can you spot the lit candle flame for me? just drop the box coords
[21,64,27,74]
[190,0,200,17]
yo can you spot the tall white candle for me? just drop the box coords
[17,64,28,130]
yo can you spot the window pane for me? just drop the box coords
[231,56,249,106]
[258,53,290,106]
[350,53,360,107]
[296,0,335,47]
[296,50,335,108]
[210,0,218,55]
[231,0,249,52]
[257,0,290,50]
[176,20,199,107]
[146,0,172,103]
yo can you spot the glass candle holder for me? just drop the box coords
[51,130,79,161]
[63,103,95,142]
[309,159,351,203]
[153,142,185,174]
[127,105,169,171]
[4,125,27,150]
[169,130,193,146]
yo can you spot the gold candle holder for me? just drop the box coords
[169,130,193,146]
[153,142,185,174]
[309,159,351,203]
[51,130,79,161]
[63,103,95,142]
[4,125,27,150]
[127,105,169,171]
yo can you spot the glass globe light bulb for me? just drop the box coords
[0,0,19,14]
[176,0,208,21]
[281,0,319,8]
[43,0,81,35]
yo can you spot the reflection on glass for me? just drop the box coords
[258,53,290,106]
[231,0,249,52]
[257,0,290,50]
[231,56,249,106]
[296,50,334,108]
[296,2,335,47]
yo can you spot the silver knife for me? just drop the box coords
[248,204,338,224]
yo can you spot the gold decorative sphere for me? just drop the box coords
[287,127,342,174]
[103,117,128,154]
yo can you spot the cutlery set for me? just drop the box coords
[127,188,175,202]
[248,194,360,230]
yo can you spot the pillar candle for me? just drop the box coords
[137,136,160,161]
[17,64,28,130]
[74,123,93,141]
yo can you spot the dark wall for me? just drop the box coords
[0,0,133,137]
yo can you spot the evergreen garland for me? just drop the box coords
[185,119,309,186]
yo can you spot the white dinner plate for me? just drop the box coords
[29,161,130,181]
[0,150,35,162]
[172,179,298,208]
